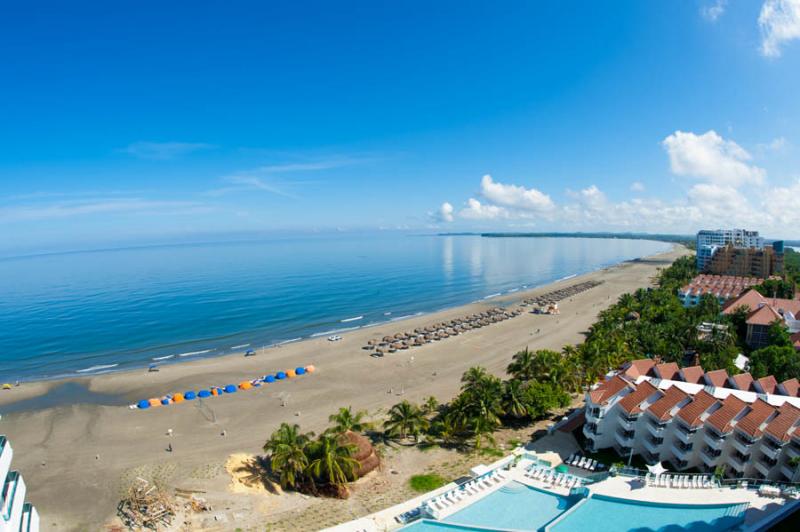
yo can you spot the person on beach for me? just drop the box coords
[167,443,172,452]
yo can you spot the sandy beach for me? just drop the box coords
[0,245,686,529]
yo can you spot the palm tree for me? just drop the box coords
[263,423,313,490]
[430,417,462,448]
[327,406,371,435]
[306,433,359,486]
[422,396,439,416]
[461,366,489,389]
[384,400,429,442]
[506,347,535,381]
[502,379,529,419]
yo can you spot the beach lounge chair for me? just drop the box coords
[480,478,493,488]
[589,460,597,471]
[577,457,587,468]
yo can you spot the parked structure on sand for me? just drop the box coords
[583,358,800,482]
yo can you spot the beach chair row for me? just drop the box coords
[423,470,508,516]
[524,467,582,489]
[566,453,602,471]
[647,473,714,489]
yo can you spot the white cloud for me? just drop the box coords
[757,136,788,152]
[662,130,765,186]
[121,141,215,160]
[459,198,509,220]
[439,202,454,222]
[479,174,554,213]
[630,181,645,192]
[701,0,727,21]
[759,0,800,57]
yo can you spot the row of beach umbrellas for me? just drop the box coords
[364,307,522,356]
[520,280,603,307]
[134,364,316,410]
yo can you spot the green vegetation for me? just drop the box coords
[784,247,800,285]
[409,473,448,493]
[754,277,795,299]
[263,406,370,497]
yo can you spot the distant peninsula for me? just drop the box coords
[438,231,695,247]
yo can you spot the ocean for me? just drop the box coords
[0,234,671,381]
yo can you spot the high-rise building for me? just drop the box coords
[0,436,39,532]
[696,229,764,272]
[704,244,784,278]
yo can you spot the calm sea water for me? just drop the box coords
[0,235,671,381]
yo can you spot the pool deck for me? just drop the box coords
[325,448,800,532]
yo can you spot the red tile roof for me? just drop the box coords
[704,369,730,387]
[763,404,800,442]
[646,386,689,421]
[705,395,748,434]
[618,381,659,414]
[655,362,680,380]
[735,400,775,438]
[756,375,779,394]
[781,378,800,397]
[731,373,754,391]
[680,366,706,384]
[588,375,631,405]
[723,290,766,315]
[747,304,784,327]
[622,359,656,379]
[676,391,718,428]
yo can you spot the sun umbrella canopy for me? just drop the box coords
[647,462,667,476]
[184,391,197,400]
[264,374,276,383]
[198,390,211,398]
[224,384,237,393]
[239,381,252,390]
[137,400,151,409]
[276,371,287,380]
[160,398,170,405]
[295,367,306,375]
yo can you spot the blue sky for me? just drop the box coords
[2,1,800,254]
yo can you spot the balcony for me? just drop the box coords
[615,429,635,447]
[781,464,797,481]
[646,420,667,438]
[671,442,693,459]
[643,436,664,454]
[754,459,774,477]
[703,432,726,451]
[732,434,755,455]
[785,443,800,460]
[729,453,750,472]
[618,416,637,431]
[583,423,599,439]
[674,425,697,444]
[760,441,783,461]
[585,407,605,422]
[701,448,721,467]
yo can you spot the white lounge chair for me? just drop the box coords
[577,457,587,468]
[589,460,597,471]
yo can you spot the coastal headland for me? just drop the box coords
[0,246,687,529]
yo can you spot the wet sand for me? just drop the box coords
[0,246,685,529]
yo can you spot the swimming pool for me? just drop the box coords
[547,494,748,532]
[442,481,576,531]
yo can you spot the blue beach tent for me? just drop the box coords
[295,367,306,375]
[137,400,150,409]
[224,384,237,393]
[276,371,287,380]
[184,391,197,400]
[264,374,276,383]
[197,389,211,398]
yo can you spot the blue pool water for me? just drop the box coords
[549,494,747,532]
[0,234,670,380]
[443,482,575,530]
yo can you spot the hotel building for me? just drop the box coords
[696,229,764,272]
[678,274,762,307]
[583,359,800,482]
[0,436,39,532]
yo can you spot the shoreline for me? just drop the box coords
[0,244,687,529]
[0,245,678,410]
[0,242,674,390]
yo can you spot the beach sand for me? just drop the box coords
[0,246,686,529]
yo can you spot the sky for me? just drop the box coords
[2,0,800,254]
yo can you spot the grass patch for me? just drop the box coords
[409,473,448,493]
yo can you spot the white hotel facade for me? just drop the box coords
[0,436,38,532]
[583,359,800,482]
[696,229,764,272]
